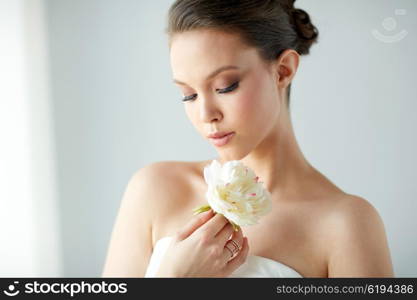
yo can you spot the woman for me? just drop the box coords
[102,0,394,277]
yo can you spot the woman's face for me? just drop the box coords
[169,29,283,161]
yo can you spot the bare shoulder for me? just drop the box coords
[117,161,186,223]
[325,194,394,277]
[326,194,386,235]
[134,160,205,205]
[327,194,382,223]
[134,160,209,242]
[102,160,204,277]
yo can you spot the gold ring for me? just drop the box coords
[229,239,240,252]
[225,244,234,257]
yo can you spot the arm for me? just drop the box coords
[102,164,157,277]
[327,196,394,277]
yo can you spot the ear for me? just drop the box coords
[274,49,300,90]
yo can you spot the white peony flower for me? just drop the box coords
[193,159,272,231]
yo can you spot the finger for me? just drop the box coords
[176,209,214,241]
[224,237,249,273]
[222,239,239,261]
[195,212,229,237]
[223,243,235,260]
[215,222,234,244]
[221,228,243,260]
[230,226,244,248]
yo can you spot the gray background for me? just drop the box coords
[44,0,417,276]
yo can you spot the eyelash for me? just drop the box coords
[182,81,239,102]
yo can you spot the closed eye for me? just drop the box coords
[216,81,239,94]
[182,94,197,102]
[182,81,239,102]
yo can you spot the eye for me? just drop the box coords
[216,81,239,94]
[181,81,239,102]
[182,94,197,102]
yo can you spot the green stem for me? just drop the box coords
[192,204,211,215]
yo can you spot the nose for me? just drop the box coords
[199,95,222,123]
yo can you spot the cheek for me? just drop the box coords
[233,79,278,132]
[233,93,257,124]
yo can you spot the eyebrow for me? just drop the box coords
[173,65,239,86]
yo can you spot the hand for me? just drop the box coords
[155,209,249,277]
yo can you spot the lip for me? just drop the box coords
[208,132,235,147]
[207,131,234,139]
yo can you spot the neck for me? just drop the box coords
[217,104,315,200]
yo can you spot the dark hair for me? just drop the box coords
[166,0,318,108]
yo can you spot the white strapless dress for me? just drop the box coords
[144,236,303,278]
